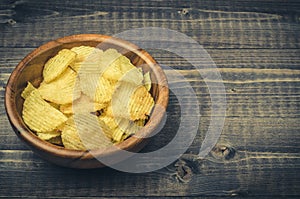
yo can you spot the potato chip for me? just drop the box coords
[123,120,145,140]
[22,89,68,133]
[60,94,107,115]
[70,46,104,72]
[117,55,135,73]
[73,114,112,150]
[43,49,77,83]
[102,50,144,85]
[143,72,151,91]
[106,82,133,119]
[21,82,35,99]
[98,114,130,142]
[120,67,143,85]
[61,115,114,150]
[71,46,102,62]
[38,68,81,104]
[100,49,124,82]
[108,82,153,120]
[129,86,154,120]
[126,119,145,134]
[80,74,113,104]
[36,130,61,141]
[98,113,145,142]
[61,117,86,150]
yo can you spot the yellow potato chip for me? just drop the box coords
[126,119,144,135]
[101,50,144,85]
[80,74,113,104]
[73,114,113,150]
[38,68,81,104]
[101,49,124,82]
[106,82,133,119]
[122,120,144,140]
[61,117,86,150]
[22,89,68,133]
[71,46,100,62]
[99,113,145,142]
[21,82,35,99]
[143,72,152,91]
[119,67,143,85]
[111,119,145,143]
[36,130,61,141]
[97,115,115,139]
[70,46,104,72]
[60,94,107,115]
[129,86,154,120]
[98,114,130,142]
[108,82,153,120]
[43,49,77,83]
[61,115,113,150]
[117,55,135,73]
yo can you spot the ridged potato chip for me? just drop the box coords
[129,86,154,120]
[115,119,145,143]
[108,83,154,120]
[71,46,102,62]
[101,49,124,82]
[120,67,143,85]
[98,114,129,142]
[143,72,152,91]
[101,50,144,85]
[21,82,35,99]
[117,55,135,73]
[22,89,68,133]
[70,46,103,72]
[36,130,61,141]
[60,94,106,115]
[64,114,112,150]
[43,49,77,83]
[61,117,86,150]
[107,82,134,119]
[80,74,113,104]
[98,114,145,142]
[38,67,81,104]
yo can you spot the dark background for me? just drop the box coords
[0,0,299,198]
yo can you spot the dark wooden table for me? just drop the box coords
[1,0,299,198]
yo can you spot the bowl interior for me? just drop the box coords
[5,34,168,168]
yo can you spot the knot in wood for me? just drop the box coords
[7,19,16,25]
[178,8,189,16]
[174,159,193,183]
[211,145,236,160]
[173,154,201,183]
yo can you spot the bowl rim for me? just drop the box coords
[5,34,169,166]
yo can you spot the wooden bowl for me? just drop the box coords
[5,34,169,169]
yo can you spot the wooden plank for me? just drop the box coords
[0,1,299,49]
[1,48,300,69]
[1,67,299,150]
[0,150,299,197]
[0,0,299,197]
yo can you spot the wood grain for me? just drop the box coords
[0,0,299,197]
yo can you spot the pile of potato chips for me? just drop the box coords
[22,46,154,150]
